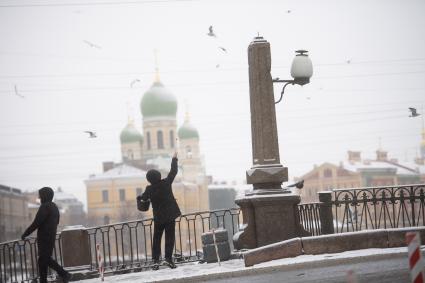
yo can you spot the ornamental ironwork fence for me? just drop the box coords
[0,208,241,283]
[298,183,425,236]
[0,234,62,283]
[297,202,322,236]
[86,208,241,274]
[332,184,425,233]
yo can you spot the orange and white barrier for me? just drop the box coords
[96,244,104,281]
[406,232,424,283]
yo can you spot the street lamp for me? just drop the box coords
[273,50,313,104]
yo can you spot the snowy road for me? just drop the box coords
[203,256,410,283]
[77,247,413,283]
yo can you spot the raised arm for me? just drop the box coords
[165,153,178,184]
[21,204,48,239]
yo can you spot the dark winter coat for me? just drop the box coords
[139,157,181,224]
[22,187,60,256]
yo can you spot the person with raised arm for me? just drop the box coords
[137,152,181,270]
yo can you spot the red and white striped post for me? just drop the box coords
[406,232,424,283]
[212,229,221,266]
[96,244,104,281]
[346,269,358,283]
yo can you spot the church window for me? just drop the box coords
[146,132,151,150]
[324,169,333,178]
[102,190,109,203]
[157,131,164,149]
[170,130,174,148]
[119,189,126,201]
[186,145,192,159]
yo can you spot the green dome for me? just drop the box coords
[120,123,143,143]
[178,122,199,139]
[140,81,177,118]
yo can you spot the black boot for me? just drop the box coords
[152,260,160,271]
[60,272,72,283]
[164,259,177,269]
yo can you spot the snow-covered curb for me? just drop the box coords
[76,247,410,283]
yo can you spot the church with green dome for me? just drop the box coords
[119,73,204,184]
[86,72,209,228]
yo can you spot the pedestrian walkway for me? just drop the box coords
[75,246,412,283]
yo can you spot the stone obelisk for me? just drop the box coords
[233,36,308,250]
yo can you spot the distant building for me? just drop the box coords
[208,185,238,210]
[297,125,425,202]
[207,183,250,249]
[0,185,29,242]
[85,164,149,225]
[54,187,86,227]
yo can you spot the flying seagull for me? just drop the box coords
[83,40,102,49]
[218,46,227,53]
[130,79,141,88]
[14,85,25,98]
[84,131,97,138]
[409,107,420,117]
[207,26,216,37]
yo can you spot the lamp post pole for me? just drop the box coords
[233,36,311,250]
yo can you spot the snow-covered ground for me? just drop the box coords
[76,247,409,283]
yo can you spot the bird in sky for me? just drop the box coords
[207,26,216,37]
[84,131,97,138]
[218,46,227,53]
[14,85,24,98]
[130,79,141,88]
[83,40,102,49]
[409,107,420,117]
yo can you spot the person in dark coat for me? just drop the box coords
[21,187,71,283]
[137,152,181,270]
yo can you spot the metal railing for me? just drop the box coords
[333,184,425,233]
[298,202,322,236]
[298,184,425,236]
[0,234,62,283]
[4,184,423,282]
[86,208,241,274]
[0,208,241,282]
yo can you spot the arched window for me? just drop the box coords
[186,145,192,159]
[157,131,164,149]
[324,168,333,178]
[127,149,134,160]
[102,190,109,202]
[169,130,174,148]
[104,215,110,225]
[146,132,151,150]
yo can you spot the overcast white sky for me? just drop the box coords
[0,0,424,207]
